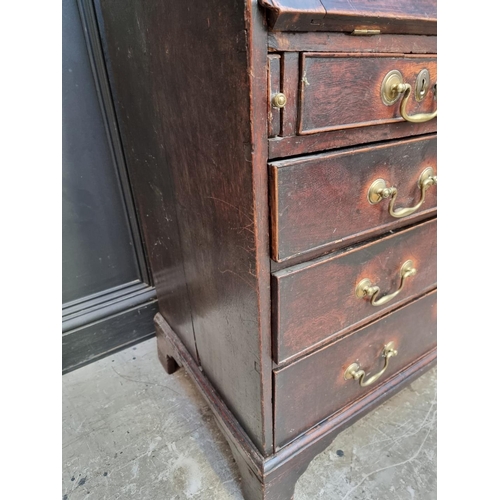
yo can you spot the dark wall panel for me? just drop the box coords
[62,0,158,372]
[62,0,140,303]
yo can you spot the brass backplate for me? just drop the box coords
[381,70,403,106]
[415,69,430,102]
[355,278,373,298]
[399,260,415,277]
[344,362,360,380]
[418,167,436,187]
[367,179,387,204]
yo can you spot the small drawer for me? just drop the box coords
[272,219,436,363]
[299,53,437,135]
[270,135,437,262]
[274,290,437,448]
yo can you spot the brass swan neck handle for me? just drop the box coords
[356,260,417,307]
[344,342,398,387]
[381,70,437,123]
[368,167,437,219]
[397,82,437,123]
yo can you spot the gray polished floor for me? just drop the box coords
[62,339,437,500]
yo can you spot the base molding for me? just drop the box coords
[154,312,436,500]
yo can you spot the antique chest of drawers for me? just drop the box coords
[98,0,437,498]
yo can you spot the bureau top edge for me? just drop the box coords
[259,0,437,36]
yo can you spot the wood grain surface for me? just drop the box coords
[274,290,437,448]
[270,135,437,261]
[299,54,437,135]
[268,54,281,138]
[273,219,436,363]
[269,32,437,54]
[268,119,437,159]
[98,0,273,454]
[260,0,437,34]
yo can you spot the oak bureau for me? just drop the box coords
[97,0,437,498]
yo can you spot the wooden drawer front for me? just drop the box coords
[273,219,436,363]
[274,290,437,448]
[299,54,436,135]
[270,135,437,262]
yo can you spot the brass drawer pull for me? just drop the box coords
[356,260,416,307]
[368,167,437,219]
[271,93,287,109]
[344,342,398,387]
[381,70,437,123]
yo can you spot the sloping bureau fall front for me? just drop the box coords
[98,0,437,498]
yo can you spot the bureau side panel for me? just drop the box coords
[97,0,273,454]
[95,1,197,359]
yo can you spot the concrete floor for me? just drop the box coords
[62,339,437,500]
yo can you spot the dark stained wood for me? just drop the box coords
[281,52,299,138]
[156,328,181,374]
[273,219,436,364]
[268,32,437,54]
[156,306,436,499]
[229,438,307,500]
[260,0,437,35]
[269,206,434,272]
[270,347,436,458]
[98,0,273,455]
[269,120,437,159]
[274,290,437,448]
[270,135,437,261]
[99,0,438,496]
[321,0,436,35]
[155,313,265,472]
[95,0,198,361]
[268,55,281,138]
[298,53,437,135]
[248,0,276,452]
[259,0,326,32]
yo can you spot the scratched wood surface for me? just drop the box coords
[299,54,437,135]
[268,32,437,54]
[96,0,438,497]
[98,0,273,455]
[273,219,437,363]
[259,0,437,34]
[270,135,437,261]
[274,290,437,447]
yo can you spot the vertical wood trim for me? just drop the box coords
[281,52,299,137]
[248,0,274,455]
[267,54,281,137]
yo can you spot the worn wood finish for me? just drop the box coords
[273,219,436,364]
[156,309,436,499]
[155,314,265,473]
[299,54,437,135]
[268,205,434,272]
[156,328,181,375]
[269,120,436,159]
[98,0,273,455]
[268,32,437,54]
[260,0,437,35]
[268,55,281,138]
[281,52,299,138]
[274,290,437,448]
[270,135,437,261]
[99,0,438,497]
[95,0,199,361]
[259,0,326,32]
